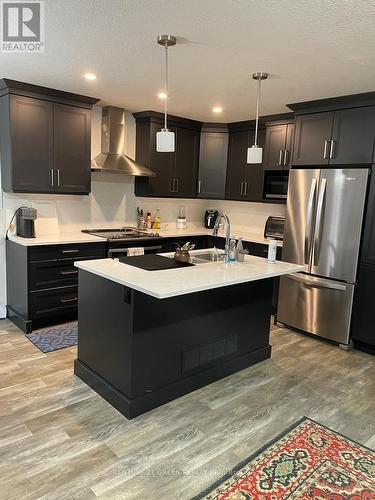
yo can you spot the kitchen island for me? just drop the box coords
[74,251,304,419]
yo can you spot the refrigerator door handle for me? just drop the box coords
[304,178,317,266]
[313,178,327,267]
[285,273,347,291]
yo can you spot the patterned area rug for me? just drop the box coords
[26,321,78,353]
[194,417,375,499]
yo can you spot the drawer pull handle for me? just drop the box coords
[61,249,79,254]
[60,270,78,275]
[60,297,78,303]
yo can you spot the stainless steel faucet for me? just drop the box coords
[213,213,231,263]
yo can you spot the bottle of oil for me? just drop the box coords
[154,209,161,229]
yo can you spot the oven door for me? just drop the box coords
[108,243,163,259]
[263,170,289,200]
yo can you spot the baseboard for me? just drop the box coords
[74,345,272,420]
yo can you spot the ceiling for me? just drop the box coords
[2,0,375,122]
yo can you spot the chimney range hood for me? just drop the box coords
[91,106,155,176]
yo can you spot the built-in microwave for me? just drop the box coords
[263,170,289,200]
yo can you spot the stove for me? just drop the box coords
[82,227,160,242]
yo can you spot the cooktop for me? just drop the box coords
[82,227,160,241]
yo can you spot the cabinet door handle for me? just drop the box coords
[61,249,79,254]
[240,182,243,195]
[60,297,78,303]
[283,149,289,166]
[244,181,248,196]
[56,169,60,187]
[278,150,283,166]
[323,140,330,159]
[176,178,179,193]
[50,169,54,187]
[60,270,78,275]
[329,140,335,159]
[170,178,175,192]
[198,180,201,194]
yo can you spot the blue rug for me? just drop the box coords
[26,321,78,353]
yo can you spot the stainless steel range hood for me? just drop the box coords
[91,106,155,176]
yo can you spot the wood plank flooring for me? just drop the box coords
[0,318,374,499]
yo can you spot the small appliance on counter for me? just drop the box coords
[16,207,37,238]
[264,216,285,241]
[176,205,187,229]
[204,209,219,229]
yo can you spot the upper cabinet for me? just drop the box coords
[134,111,201,198]
[292,112,333,166]
[197,125,228,199]
[263,122,294,170]
[7,95,55,193]
[225,125,266,202]
[289,94,375,166]
[0,79,99,195]
[330,107,375,165]
[54,104,91,194]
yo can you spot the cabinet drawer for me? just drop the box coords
[29,243,106,262]
[29,261,79,290]
[29,286,78,318]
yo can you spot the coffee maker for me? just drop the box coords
[16,207,37,238]
[204,209,219,229]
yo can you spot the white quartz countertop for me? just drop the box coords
[7,226,282,247]
[74,250,304,299]
[8,232,105,246]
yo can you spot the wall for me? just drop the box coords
[135,197,285,235]
[0,105,284,318]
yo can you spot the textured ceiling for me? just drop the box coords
[1,0,375,122]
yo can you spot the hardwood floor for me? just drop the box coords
[0,318,374,499]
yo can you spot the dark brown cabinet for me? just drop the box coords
[6,240,106,333]
[263,122,294,170]
[330,107,375,165]
[197,126,228,199]
[351,264,375,349]
[8,95,54,193]
[54,104,91,193]
[225,130,249,201]
[174,127,199,197]
[292,112,333,166]
[134,112,200,198]
[360,167,375,265]
[0,79,98,194]
[292,107,375,166]
[225,128,265,202]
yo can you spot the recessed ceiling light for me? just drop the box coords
[84,73,97,81]
[158,92,167,99]
[212,106,223,113]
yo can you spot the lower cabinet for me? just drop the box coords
[351,263,375,350]
[6,241,106,333]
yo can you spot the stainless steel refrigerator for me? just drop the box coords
[277,168,369,346]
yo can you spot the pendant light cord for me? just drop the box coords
[254,77,261,147]
[164,40,168,130]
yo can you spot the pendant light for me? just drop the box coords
[156,35,176,152]
[247,72,268,164]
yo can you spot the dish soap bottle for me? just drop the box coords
[236,238,245,262]
[229,239,237,262]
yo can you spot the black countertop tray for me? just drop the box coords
[119,254,195,271]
